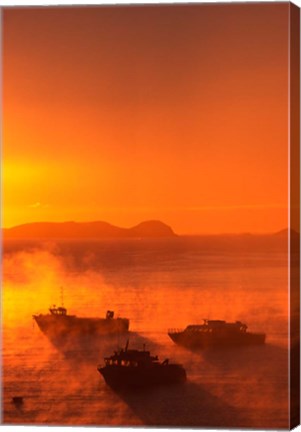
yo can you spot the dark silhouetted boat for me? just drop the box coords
[12,396,23,407]
[97,341,186,389]
[33,306,129,338]
[168,319,266,350]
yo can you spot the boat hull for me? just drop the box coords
[98,364,187,389]
[33,314,129,338]
[168,330,266,350]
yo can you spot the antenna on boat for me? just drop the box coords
[60,286,64,308]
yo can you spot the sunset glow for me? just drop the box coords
[3,4,289,233]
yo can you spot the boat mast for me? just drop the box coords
[60,286,64,308]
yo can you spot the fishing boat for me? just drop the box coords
[33,306,129,338]
[98,341,186,389]
[168,319,266,350]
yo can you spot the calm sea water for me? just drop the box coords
[2,236,289,428]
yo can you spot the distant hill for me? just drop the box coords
[273,228,300,238]
[3,220,177,240]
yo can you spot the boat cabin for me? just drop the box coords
[185,320,248,333]
[106,310,115,319]
[104,349,159,368]
[49,305,67,316]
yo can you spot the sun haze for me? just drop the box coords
[3,4,289,234]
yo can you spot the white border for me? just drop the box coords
[0,1,300,432]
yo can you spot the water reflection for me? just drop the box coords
[114,381,247,428]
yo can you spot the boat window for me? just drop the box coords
[49,306,67,316]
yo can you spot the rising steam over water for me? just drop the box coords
[2,236,289,427]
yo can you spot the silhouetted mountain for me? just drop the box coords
[3,220,177,240]
[128,221,175,238]
[273,228,300,238]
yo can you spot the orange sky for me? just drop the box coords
[3,4,289,234]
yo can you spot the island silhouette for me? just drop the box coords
[2,221,299,241]
[3,220,177,239]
